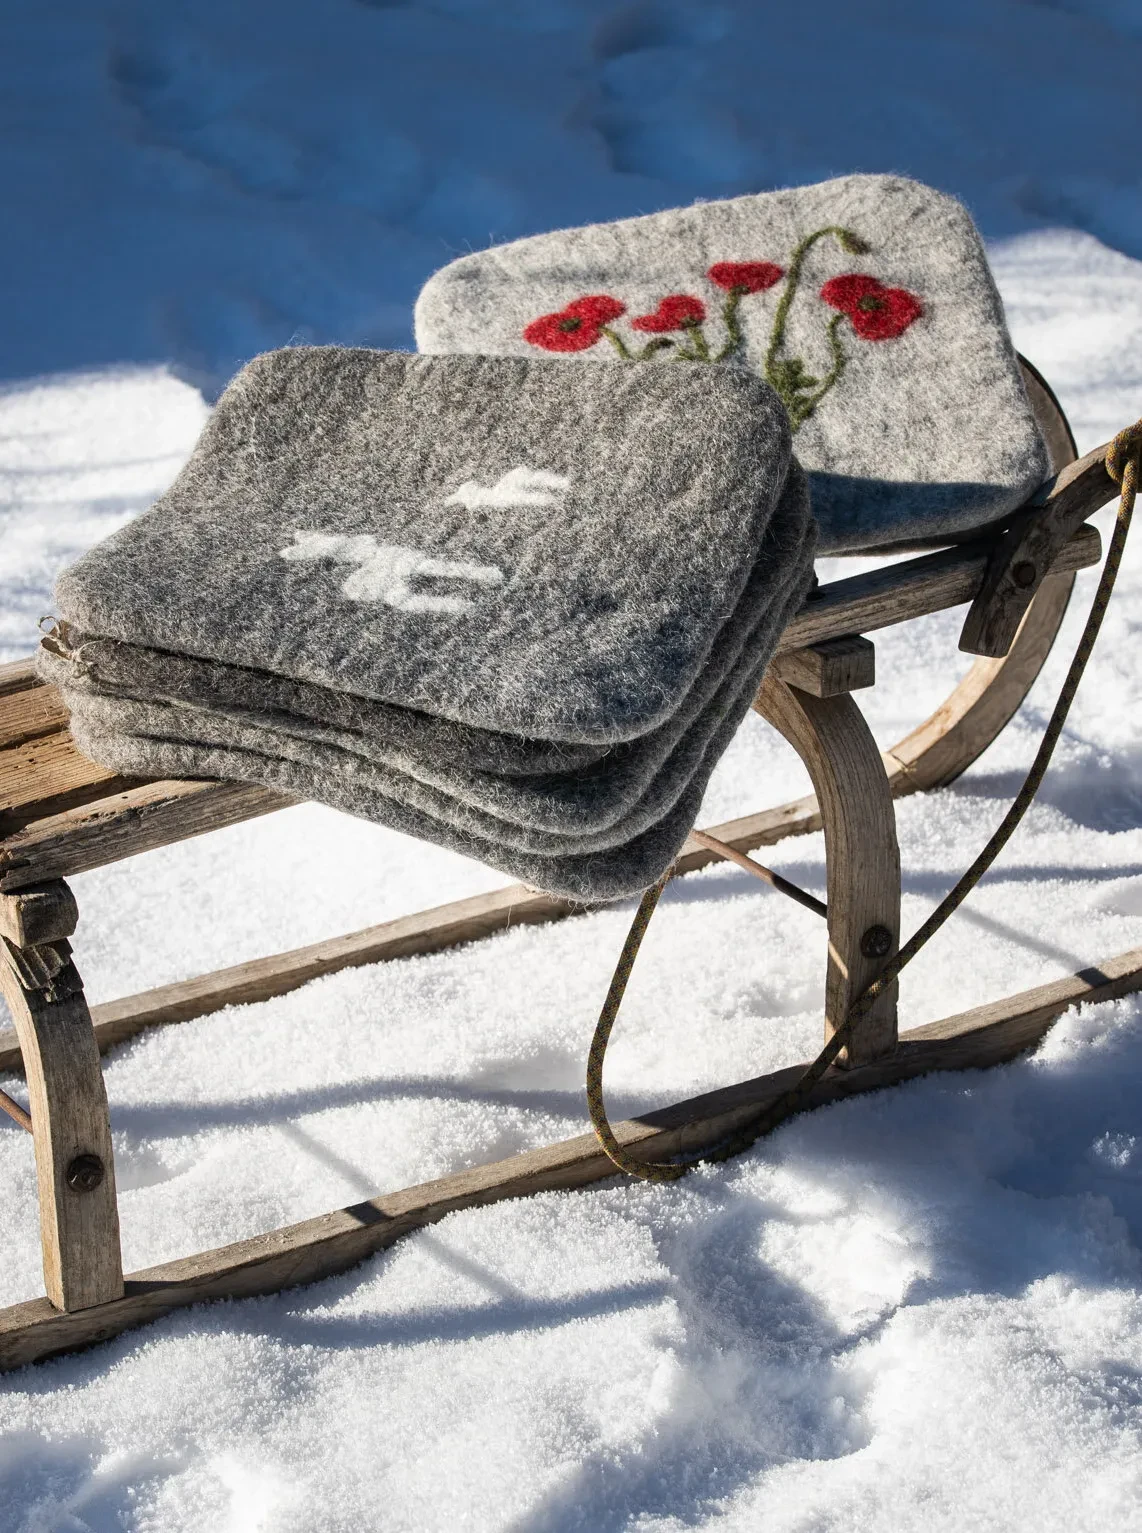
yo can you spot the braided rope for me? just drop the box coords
[587,419,1142,1180]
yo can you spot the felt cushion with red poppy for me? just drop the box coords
[416,172,1050,553]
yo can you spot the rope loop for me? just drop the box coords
[1105,418,1142,488]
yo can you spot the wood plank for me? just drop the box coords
[773,635,875,697]
[960,442,1119,657]
[0,778,290,892]
[3,944,1141,1372]
[0,963,123,1313]
[777,522,1099,655]
[0,658,39,698]
[0,686,69,750]
[0,731,125,821]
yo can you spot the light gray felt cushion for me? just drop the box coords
[415,174,1050,554]
[42,468,813,837]
[52,347,799,745]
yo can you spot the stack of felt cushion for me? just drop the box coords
[43,348,816,902]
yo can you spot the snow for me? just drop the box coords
[4,5,1142,1530]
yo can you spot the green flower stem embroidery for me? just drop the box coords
[713,287,747,363]
[599,325,634,360]
[764,225,869,427]
[601,326,679,362]
[674,320,711,362]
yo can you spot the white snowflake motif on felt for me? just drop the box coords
[443,465,569,510]
[280,531,504,615]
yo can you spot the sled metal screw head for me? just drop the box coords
[1012,561,1038,589]
[860,924,894,959]
[65,1154,104,1193]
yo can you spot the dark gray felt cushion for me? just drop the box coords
[53,347,797,745]
[58,558,800,902]
[415,174,1050,554]
[43,466,813,837]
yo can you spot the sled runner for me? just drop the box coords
[0,350,1135,1369]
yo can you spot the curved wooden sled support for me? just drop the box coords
[0,883,123,1313]
[754,674,899,1065]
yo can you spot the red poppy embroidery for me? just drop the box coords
[819,274,923,340]
[707,261,784,294]
[564,295,627,324]
[517,228,923,433]
[522,294,626,352]
[631,294,706,332]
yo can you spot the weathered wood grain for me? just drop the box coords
[0,658,39,698]
[772,634,875,697]
[0,881,78,948]
[3,945,1141,1372]
[0,778,290,892]
[778,521,1097,655]
[756,677,900,1064]
[0,686,69,750]
[0,963,123,1312]
[960,443,1118,657]
[0,731,127,826]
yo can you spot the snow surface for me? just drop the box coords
[4,4,1142,1530]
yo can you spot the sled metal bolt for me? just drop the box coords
[860,924,894,960]
[65,1154,104,1194]
[1012,560,1038,588]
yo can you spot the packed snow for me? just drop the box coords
[4,3,1142,1529]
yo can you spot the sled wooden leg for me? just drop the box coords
[755,674,901,1066]
[0,881,123,1312]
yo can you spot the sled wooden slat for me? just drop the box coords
[3,944,1141,1373]
[0,730,128,827]
[777,520,1098,655]
[0,658,40,698]
[0,524,1100,894]
[0,778,290,892]
[0,685,69,750]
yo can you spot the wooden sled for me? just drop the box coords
[0,361,1133,1371]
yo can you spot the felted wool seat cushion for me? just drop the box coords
[43,467,813,838]
[58,635,761,901]
[414,174,1049,555]
[51,505,812,854]
[53,347,799,746]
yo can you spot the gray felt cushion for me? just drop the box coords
[53,347,797,745]
[59,640,765,902]
[39,638,609,777]
[56,557,793,865]
[43,467,813,837]
[415,174,1049,554]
